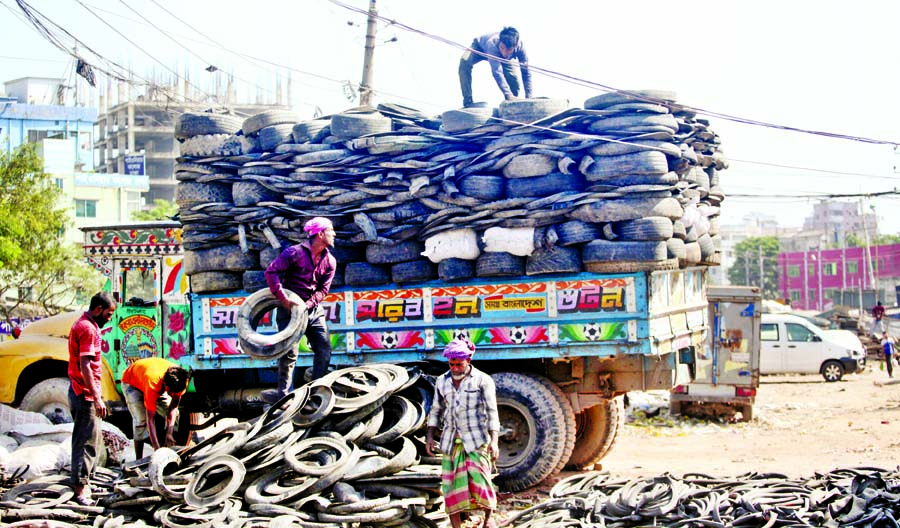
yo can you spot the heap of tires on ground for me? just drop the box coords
[504,467,900,527]
[1,364,446,527]
[174,90,725,293]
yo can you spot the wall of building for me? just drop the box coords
[778,244,900,310]
[0,102,97,170]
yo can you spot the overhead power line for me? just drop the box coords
[326,0,899,147]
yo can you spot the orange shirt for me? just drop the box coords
[122,358,185,414]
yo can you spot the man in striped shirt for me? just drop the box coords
[426,338,500,528]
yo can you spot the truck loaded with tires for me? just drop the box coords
[5,90,725,490]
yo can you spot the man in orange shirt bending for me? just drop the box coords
[122,357,190,459]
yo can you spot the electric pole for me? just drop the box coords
[359,0,378,106]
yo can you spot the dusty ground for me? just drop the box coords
[591,362,900,480]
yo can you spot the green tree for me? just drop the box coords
[0,144,103,321]
[132,199,177,221]
[841,233,899,248]
[727,236,780,299]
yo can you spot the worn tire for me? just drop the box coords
[237,289,308,359]
[584,89,678,110]
[242,270,268,293]
[505,173,585,198]
[258,124,295,151]
[572,197,683,223]
[184,246,259,274]
[260,246,284,269]
[584,151,669,180]
[345,262,391,286]
[555,221,601,246]
[526,246,582,275]
[176,182,232,206]
[331,112,392,139]
[233,181,283,207]
[493,372,573,492]
[19,378,72,424]
[609,217,674,241]
[588,114,678,134]
[683,242,702,264]
[566,398,624,470]
[503,154,557,179]
[175,112,243,138]
[190,271,243,293]
[442,106,493,132]
[582,240,667,263]
[458,175,505,200]
[391,259,437,284]
[666,238,687,260]
[243,110,301,135]
[366,241,425,265]
[476,252,525,278]
[697,234,715,259]
[498,98,568,124]
[292,119,331,143]
[437,258,475,281]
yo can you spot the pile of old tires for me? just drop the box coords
[0,364,446,527]
[506,468,900,527]
[174,90,725,294]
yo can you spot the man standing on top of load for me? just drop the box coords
[263,217,337,403]
[459,27,533,108]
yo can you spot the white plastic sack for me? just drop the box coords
[681,202,701,229]
[0,433,17,451]
[482,227,536,257]
[0,403,51,435]
[7,443,65,481]
[421,229,480,263]
[8,422,74,445]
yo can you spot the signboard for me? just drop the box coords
[124,153,145,176]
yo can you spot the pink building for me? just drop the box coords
[778,244,900,310]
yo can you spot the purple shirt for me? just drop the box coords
[265,241,336,311]
[474,32,533,99]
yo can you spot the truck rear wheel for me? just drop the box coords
[19,378,72,424]
[566,397,624,470]
[493,372,574,492]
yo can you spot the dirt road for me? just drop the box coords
[601,364,900,480]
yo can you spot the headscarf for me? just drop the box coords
[443,337,475,360]
[303,217,333,236]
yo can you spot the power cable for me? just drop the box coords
[72,0,217,103]
[326,0,899,147]
[0,55,68,63]
[729,159,898,180]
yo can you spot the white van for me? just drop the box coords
[760,313,865,382]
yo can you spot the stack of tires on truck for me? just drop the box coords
[171,90,726,492]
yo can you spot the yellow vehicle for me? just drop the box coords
[0,311,123,423]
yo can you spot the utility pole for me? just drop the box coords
[359,0,378,106]
[757,243,764,297]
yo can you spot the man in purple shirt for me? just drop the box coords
[459,27,533,108]
[263,217,337,402]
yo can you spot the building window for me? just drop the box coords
[787,265,800,277]
[75,199,97,218]
[808,264,816,277]
[808,290,815,303]
[824,289,837,301]
[847,261,859,274]
[789,290,801,302]
[823,263,837,276]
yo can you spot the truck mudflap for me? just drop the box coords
[186,270,707,371]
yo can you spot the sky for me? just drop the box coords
[2,0,898,233]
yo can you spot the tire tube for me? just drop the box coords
[184,455,246,509]
[236,289,308,359]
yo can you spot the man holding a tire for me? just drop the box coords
[263,217,337,403]
[459,26,533,107]
[121,357,190,458]
[426,338,500,528]
[67,291,116,506]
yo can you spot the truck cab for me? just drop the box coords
[760,313,865,382]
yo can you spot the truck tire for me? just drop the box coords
[391,259,437,284]
[175,112,243,138]
[242,110,301,135]
[498,98,568,124]
[493,372,572,492]
[237,289,308,359]
[476,252,525,278]
[458,175,505,200]
[176,182,233,206]
[184,246,259,275]
[505,173,585,198]
[366,241,425,265]
[189,271,243,293]
[19,378,72,424]
[331,111,392,139]
[437,258,475,281]
[566,397,624,470]
[345,262,392,286]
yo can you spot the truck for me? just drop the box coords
[1,220,707,491]
[669,285,761,421]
